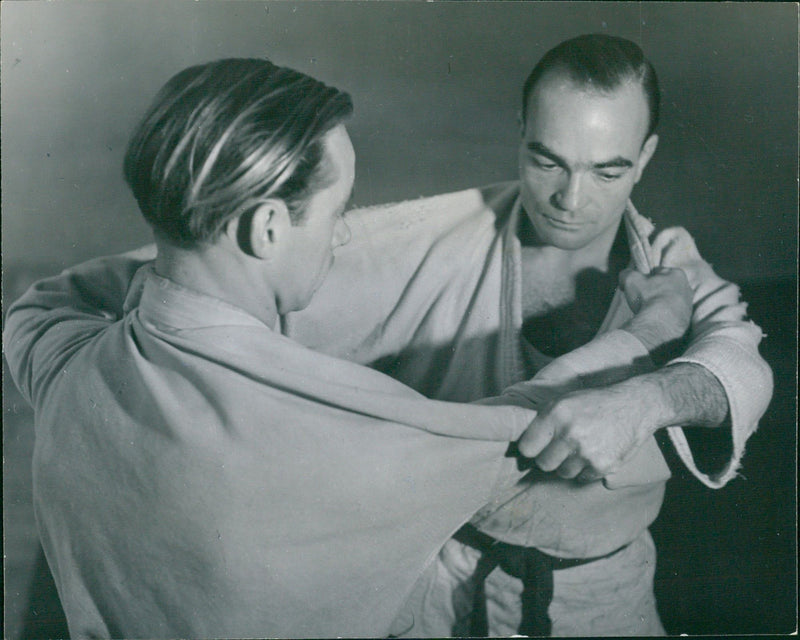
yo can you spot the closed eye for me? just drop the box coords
[596,170,627,182]
[531,155,560,171]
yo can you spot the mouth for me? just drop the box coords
[540,212,583,229]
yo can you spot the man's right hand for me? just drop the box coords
[619,266,693,355]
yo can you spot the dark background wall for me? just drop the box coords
[2,2,797,638]
[1,1,797,283]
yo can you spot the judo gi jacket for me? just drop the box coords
[4,245,656,638]
[286,182,774,557]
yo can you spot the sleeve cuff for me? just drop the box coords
[668,335,774,488]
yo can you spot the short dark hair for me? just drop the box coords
[522,34,660,140]
[124,58,353,246]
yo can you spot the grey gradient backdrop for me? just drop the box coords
[1,1,797,284]
[1,2,798,638]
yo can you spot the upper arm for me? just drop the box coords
[3,246,155,406]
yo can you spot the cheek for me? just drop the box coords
[521,170,553,200]
[592,190,631,224]
[599,179,636,209]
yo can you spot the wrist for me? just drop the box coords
[620,303,682,354]
[621,309,690,366]
[611,374,670,437]
[619,316,662,354]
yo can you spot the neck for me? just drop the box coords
[517,213,623,273]
[154,238,279,329]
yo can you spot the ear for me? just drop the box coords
[238,199,292,260]
[634,134,659,183]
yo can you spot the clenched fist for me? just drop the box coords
[619,266,693,354]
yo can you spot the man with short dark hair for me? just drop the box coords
[286,34,773,636]
[3,56,696,638]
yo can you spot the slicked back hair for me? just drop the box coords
[124,58,353,246]
[522,34,660,141]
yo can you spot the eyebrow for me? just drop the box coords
[526,141,633,170]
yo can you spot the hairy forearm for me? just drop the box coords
[621,362,729,433]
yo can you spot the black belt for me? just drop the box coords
[454,524,630,637]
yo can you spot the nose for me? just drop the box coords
[552,172,585,212]
[333,217,351,248]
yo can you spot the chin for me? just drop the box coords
[531,220,592,251]
[544,233,594,251]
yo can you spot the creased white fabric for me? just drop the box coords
[4,261,531,638]
[396,530,665,638]
[285,182,771,637]
[287,181,773,541]
[4,248,653,638]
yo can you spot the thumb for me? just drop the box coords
[618,268,647,313]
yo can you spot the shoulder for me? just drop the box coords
[346,181,519,233]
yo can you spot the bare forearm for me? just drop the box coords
[622,362,729,433]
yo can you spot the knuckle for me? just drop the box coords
[550,399,575,423]
[535,456,558,472]
[517,438,536,458]
[598,448,626,474]
[594,460,614,475]
[557,466,580,480]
